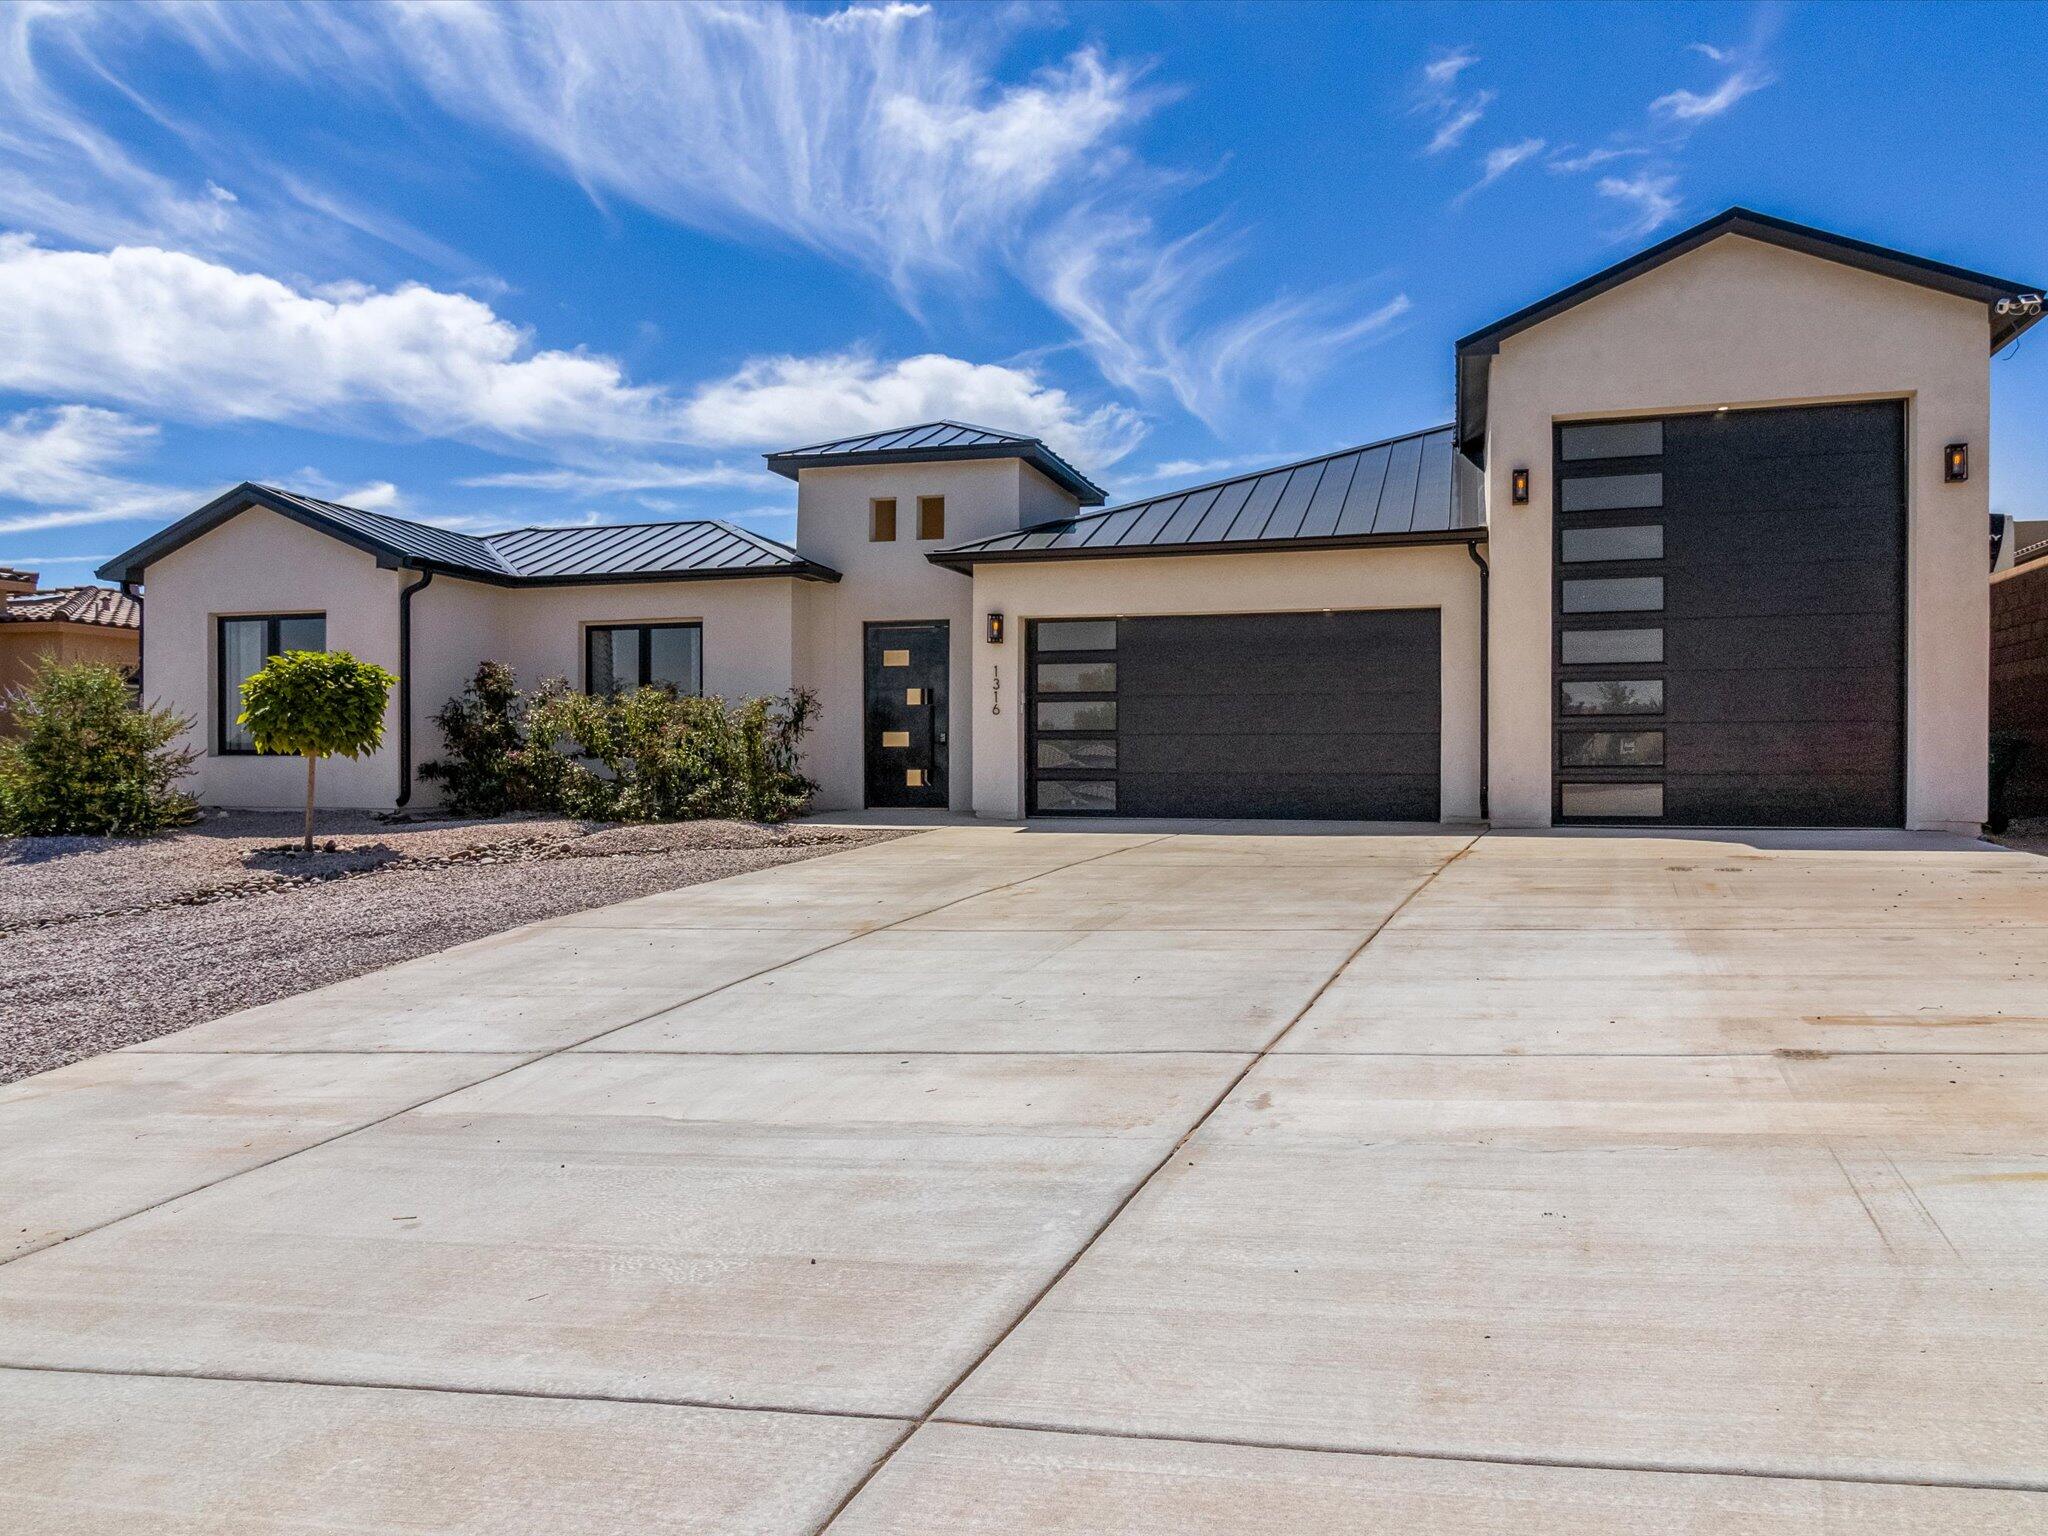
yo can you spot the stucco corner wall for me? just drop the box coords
[1480,233,1992,829]
[144,506,404,810]
[964,544,1485,823]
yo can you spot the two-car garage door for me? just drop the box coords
[1027,610,1441,819]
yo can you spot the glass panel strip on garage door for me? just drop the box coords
[1027,619,1120,814]
[1554,418,1667,823]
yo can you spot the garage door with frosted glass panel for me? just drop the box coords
[1552,401,1905,827]
[1028,610,1441,819]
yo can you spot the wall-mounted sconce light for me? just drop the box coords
[985,611,1006,644]
[1944,442,1970,484]
[1510,467,1530,505]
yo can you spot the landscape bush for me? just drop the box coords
[417,661,533,816]
[0,658,198,836]
[420,663,819,823]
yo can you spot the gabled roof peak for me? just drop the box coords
[1454,205,2044,462]
[764,420,1106,505]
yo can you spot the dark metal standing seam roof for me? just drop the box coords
[95,484,841,586]
[764,419,1107,506]
[927,426,1480,572]
[1454,206,2047,463]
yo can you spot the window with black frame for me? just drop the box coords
[218,613,326,753]
[585,622,703,697]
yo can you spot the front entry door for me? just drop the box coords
[864,621,949,808]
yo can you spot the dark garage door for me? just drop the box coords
[1028,610,1441,819]
[1552,401,1905,827]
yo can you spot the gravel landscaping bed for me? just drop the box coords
[1,810,903,1083]
[1991,815,2048,856]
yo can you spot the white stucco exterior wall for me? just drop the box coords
[792,458,1078,810]
[1481,234,1992,831]
[964,543,1485,823]
[143,507,405,809]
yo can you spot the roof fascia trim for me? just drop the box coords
[926,527,1484,574]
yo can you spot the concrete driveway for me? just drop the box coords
[2,824,2045,1533]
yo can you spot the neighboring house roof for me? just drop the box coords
[1,584,141,629]
[96,483,842,587]
[764,420,1107,506]
[1455,206,2046,462]
[0,566,35,585]
[929,425,1479,572]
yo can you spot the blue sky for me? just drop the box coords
[1,0,2042,579]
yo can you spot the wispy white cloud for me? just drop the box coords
[0,403,192,534]
[0,3,486,283]
[1597,171,1681,237]
[1422,48,1478,88]
[1651,68,1769,123]
[1458,138,1546,202]
[1546,145,1642,175]
[1688,42,1733,63]
[1426,100,1492,157]
[1030,208,1410,429]
[1413,46,1492,156]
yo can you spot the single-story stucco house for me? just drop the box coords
[98,207,2043,831]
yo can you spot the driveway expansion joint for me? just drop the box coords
[811,833,1482,1534]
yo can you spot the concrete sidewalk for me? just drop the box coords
[1,824,2044,1532]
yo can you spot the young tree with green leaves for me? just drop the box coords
[238,649,397,852]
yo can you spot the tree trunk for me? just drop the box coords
[303,754,317,854]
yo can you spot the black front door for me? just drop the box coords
[864,622,949,808]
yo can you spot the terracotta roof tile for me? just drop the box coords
[0,585,141,629]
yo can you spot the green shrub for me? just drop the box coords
[418,661,532,816]
[425,667,819,824]
[0,659,198,836]
[239,648,397,851]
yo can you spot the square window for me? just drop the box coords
[1560,628,1663,664]
[1560,782,1664,818]
[1562,577,1663,614]
[1034,619,1117,651]
[1560,679,1663,716]
[1559,730,1665,768]
[917,495,945,540]
[1037,661,1116,693]
[870,498,897,541]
